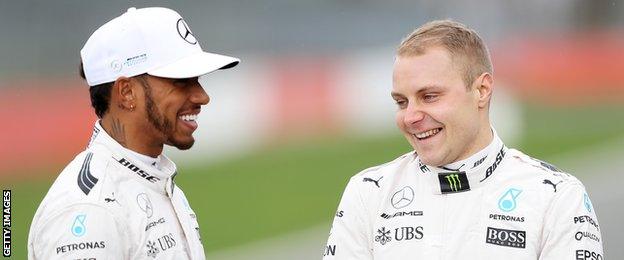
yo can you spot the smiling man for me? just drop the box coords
[323,20,603,259]
[27,7,238,260]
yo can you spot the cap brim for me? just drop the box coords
[147,51,239,79]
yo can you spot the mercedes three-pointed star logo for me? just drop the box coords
[136,193,154,218]
[176,18,197,45]
[391,186,414,209]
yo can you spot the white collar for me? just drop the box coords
[417,128,507,194]
[124,147,162,171]
[87,120,177,194]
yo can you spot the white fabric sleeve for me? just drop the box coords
[539,182,604,260]
[323,178,373,260]
[29,203,129,260]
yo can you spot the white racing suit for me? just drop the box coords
[28,121,206,259]
[323,132,604,259]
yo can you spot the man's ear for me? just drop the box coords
[113,77,136,111]
[474,72,493,109]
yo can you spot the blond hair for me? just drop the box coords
[398,20,492,87]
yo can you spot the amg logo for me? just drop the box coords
[117,158,160,183]
[380,211,423,219]
[145,217,166,231]
[56,241,105,254]
[486,227,525,248]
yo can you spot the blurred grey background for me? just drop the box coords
[1,0,623,79]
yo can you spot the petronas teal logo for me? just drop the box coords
[498,188,522,212]
[71,214,87,237]
[584,193,592,213]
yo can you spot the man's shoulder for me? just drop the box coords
[334,151,415,215]
[53,150,114,193]
[351,151,415,180]
[504,148,583,187]
[35,150,128,220]
[344,151,415,195]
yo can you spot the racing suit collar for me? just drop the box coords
[88,120,178,194]
[418,128,507,194]
[124,147,161,170]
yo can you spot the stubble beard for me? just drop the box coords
[142,79,194,150]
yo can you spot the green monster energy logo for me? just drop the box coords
[445,174,462,191]
[438,172,470,193]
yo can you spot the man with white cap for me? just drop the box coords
[27,7,238,259]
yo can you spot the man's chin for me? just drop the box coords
[175,143,194,150]
[166,138,195,150]
[416,152,445,167]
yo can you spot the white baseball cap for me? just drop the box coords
[80,7,239,86]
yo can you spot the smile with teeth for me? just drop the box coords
[179,114,198,121]
[414,128,442,140]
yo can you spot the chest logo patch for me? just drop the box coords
[583,193,593,213]
[374,227,392,245]
[486,227,526,248]
[71,214,87,237]
[391,186,414,209]
[137,193,154,218]
[438,172,470,193]
[498,188,522,212]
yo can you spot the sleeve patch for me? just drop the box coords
[77,152,99,195]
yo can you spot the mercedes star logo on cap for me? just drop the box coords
[176,18,197,45]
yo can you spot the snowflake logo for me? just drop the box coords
[146,240,159,258]
[374,227,392,245]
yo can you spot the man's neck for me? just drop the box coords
[443,128,495,171]
[100,116,163,158]
[440,125,494,168]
